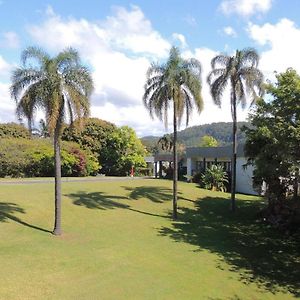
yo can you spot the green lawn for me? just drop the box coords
[0,179,299,299]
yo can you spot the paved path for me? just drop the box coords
[0,176,154,185]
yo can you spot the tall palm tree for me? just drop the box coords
[143,46,203,219]
[11,46,94,235]
[207,48,263,212]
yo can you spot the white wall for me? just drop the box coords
[236,157,257,195]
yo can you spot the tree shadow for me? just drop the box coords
[68,191,130,210]
[0,202,51,233]
[122,186,173,203]
[122,185,191,203]
[159,197,300,296]
[67,189,169,219]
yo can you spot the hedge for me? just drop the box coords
[0,138,100,177]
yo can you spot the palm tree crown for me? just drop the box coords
[207,48,263,115]
[11,46,93,134]
[143,46,203,219]
[144,46,203,127]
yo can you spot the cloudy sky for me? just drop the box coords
[0,0,299,136]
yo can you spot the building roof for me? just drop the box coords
[144,156,154,163]
[154,153,186,162]
[186,144,245,158]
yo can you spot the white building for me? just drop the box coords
[186,144,256,195]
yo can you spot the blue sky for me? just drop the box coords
[0,0,299,136]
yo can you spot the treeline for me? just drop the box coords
[141,121,250,152]
[0,118,146,177]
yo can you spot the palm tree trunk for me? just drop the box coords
[173,100,178,220]
[231,94,237,212]
[53,127,62,235]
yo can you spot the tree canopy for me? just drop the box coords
[199,135,219,147]
[244,68,300,232]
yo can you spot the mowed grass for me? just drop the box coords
[0,179,299,299]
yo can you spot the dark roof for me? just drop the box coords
[154,153,186,162]
[186,144,245,158]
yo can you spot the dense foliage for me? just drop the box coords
[100,126,146,176]
[62,117,116,164]
[63,119,146,176]
[0,138,99,178]
[0,122,30,138]
[244,68,300,232]
[201,164,229,192]
[199,135,219,147]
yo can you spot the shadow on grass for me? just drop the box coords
[68,191,129,210]
[122,185,192,204]
[67,187,172,219]
[159,197,300,296]
[122,186,173,203]
[0,202,51,233]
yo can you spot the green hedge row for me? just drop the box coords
[0,138,100,178]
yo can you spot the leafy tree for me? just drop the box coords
[0,122,30,138]
[207,48,263,212]
[245,68,300,202]
[62,117,116,171]
[143,46,203,219]
[102,126,146,176]
[199,135,219,147]
[201,164,228,192]
[10,46,93,235]
[140,138,159,155]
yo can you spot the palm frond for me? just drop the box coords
[21,46,50,67]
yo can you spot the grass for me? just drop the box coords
[0,178,299,299]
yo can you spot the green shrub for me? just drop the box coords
[201,164,228,192]
[0,123,30,139]
[0,138,99,177]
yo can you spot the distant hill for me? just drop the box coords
[141,122,250,148]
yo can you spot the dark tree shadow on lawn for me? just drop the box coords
[159,197,300,296]
[122,185,192,204]
[68,191,129,210]
[122,186,173,203]
[67,188,173,218]
[0,202,51,233]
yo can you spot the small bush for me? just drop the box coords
[201,165,228,192]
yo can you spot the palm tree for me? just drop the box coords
[143,46,203,219]
[10,46,94,235]
[157,134,173,152]
[207,48,263,212]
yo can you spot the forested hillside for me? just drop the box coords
[141,122,250,149]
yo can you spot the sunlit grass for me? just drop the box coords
[0,179,298,299]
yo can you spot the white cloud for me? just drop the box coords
[248,18,300,79]
[0,82,17,123]
[0,31,20,48]
[28,5,170,58]
[24,6,172,136]
[223,26,237,37]
[0,55,12,79]
[172,33,188,48]
[220,0,272,17]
